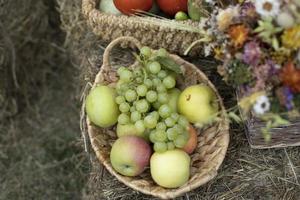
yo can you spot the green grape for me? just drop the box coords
[163,75,176,89]
[152,101,161,110]
[156,122,166,131]
[173,124,184,134]
[131,111,141,122]
[117,66,126,76]
[136,99,149,113]
[135,77,143,84]
[144,115,157,129]
[133,69,143,77]
[156,85,166,93]
[182,129,190,140]
[120,84,130,93]
[137,84,148,97]
[154,142,167,152]
[118,113,130,125]
[120,70,133,83]
[157,93,168,104]
[155,130,168,142]
[125,89,137,102]
[167,142,175,150]
[119,102,130,113]
[157,70,167,79]
[144,79,153,88]
[174,134,188,148]
[171,113,179,122]
[165,117,175,127]
[115,96,125,104]
[166,128,178,140]
[178,116,189,128]
[140,46,151,58]
[150,111,160,120]
[158,104,171,118]
[146,90,157,103]
[130,106,136,112]
[157,48,168,57]
[147,61,161,74]
[116,80,123,92]
[135,120,145,133]
[152,78,162,86]
[149,131,157,143]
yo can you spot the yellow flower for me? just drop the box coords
[281,25,300,49]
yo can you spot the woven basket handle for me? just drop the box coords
[102,36,142,70]
[82,0,97,18]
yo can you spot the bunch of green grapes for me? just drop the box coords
[115,47,189,153]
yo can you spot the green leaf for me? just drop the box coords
[155,56,182,74]
[228,112,242,123]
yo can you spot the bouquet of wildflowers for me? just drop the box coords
[194,0,300,140]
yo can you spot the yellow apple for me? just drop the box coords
[110,136,152,177]
[150,149,190,188]
[85,85,119,128]
[178,84,218,127]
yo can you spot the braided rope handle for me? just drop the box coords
[102,36,142,71]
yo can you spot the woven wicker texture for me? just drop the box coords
[85,37,230,199]
[82,0,204,56]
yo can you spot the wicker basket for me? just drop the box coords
[84,37,230,199]
[81,0,205,56]
[244,116,300,149]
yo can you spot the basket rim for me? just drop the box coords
[85,37,230,199]
[81,0,200,30]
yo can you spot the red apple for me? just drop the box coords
[157,0,188,16]
[110,135,152,176]
[113,0,153,15]
[182,125,198,154]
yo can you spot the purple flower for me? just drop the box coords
[240,1,256,18]
[282,86,294,111]
[243,41,261,66]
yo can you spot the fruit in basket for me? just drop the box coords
[86,85,119,128]
[178,84,218,127]
[113,0,153,15]
[168,88,181,112]
[116,123,147,139]
[175,11,189,21]
[150,149,190,188]
[110,136,151,177]
[100,0,121,15]
[157,0,188,16]
[182,124,197,154]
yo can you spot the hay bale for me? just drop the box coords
[58,0,300,199]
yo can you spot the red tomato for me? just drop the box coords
[113,0,153,15]
[157,0,188,16]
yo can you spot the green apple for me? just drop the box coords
[150,149,190,188]
[116,123,146,139]
[110,136,152,177]
[178,84,218,127]
[168,88,181,112]
[85,85,119,128]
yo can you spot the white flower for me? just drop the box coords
[253,95,271,115]
[216,6,239,31]
[255,0,281,18]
